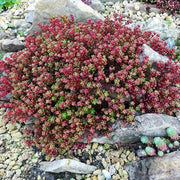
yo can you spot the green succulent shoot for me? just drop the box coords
[154,137,167,151]
[166,127,178,140]
[158,150,164,157]
[140,136,150,144]
[173,141,180,146]
[145,146,156,156]
[168,143,174,148]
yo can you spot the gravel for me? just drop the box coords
[0,0,179,179]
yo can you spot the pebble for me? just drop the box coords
[0,0,179,180]
[92,143,98,150]
[115,162,120,170]
[102,169,111,179]
[6,123,16,131]
[0,127,7,134]
[93,169,101,175]
[128,152,136,161]
[97,175,105,180]
[134,4,139,11]
[92,176,98,180]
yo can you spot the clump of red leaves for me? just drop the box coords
[0,14,179,158]
[156,0,180,15]
[141,0,180,15]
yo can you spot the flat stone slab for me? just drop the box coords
[139,44,169,63]
[126,151,180,180]
[28,0,104,34]
[80,114,180,144]
[40,159,97,174]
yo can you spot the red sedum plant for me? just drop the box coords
[0,14,179,158]
[141,0,180,15]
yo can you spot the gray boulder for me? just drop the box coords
[139,44,169,64]
[0,39,25,52]
[40,159,97,174]
[127,17,180,40]
[143,17,180,40]
[80,114,180,144]
[28,0,104,34]
[126,151,180,180]
[90,0,105,12]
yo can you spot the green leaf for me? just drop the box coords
[166,20,171,26]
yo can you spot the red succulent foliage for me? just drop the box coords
[0,14,179,158]
[157,0,180,15]
[141,0,180,15]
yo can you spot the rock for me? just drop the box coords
[139,44,169,64]
[0,30,10,39]
[176,111,180,121]
[0,127,6,134]
[125,3,160,15]
[6,123,16,131]
[115,162,120,170]
[149,12,156,17]
[127,17,180,40]
[164,38,175,50]
[5,170,14,178]
[134,4,139,11]
[11,131,22,141]
[93,169,101,175]
[126,151,180,180]
[25,11,35,23]
[0,39,25,52]
[28,0,104,34]
[11,19,26,28]
[92,176,98,180]
[0,21,8,30]
[102,169,111,179]
[142,17,180,40]
[109,165,116,175]
[92,143,98,150]
[136,149,147,158]
[80,114,180,144]
[40,159,97,174]
[97,175,105,180]
[127,152,136,162]
[0,147,6,153]
[0,93,12,101]
[113,174,121,180]
[90,0,105,12]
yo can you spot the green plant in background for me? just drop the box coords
[18,29,24,36]
[138,127,179,157]
[153,137,167,151]
[166,127,179,140]
[173,37,180,62]
[166,20,171,26]
[0,0,21,11]
[141,136,150,144]
[0,51,6,60]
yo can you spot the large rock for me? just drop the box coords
[28,0,104,34]
[128,17,180,40]
[40,159,97,174]
[90,0,105,12]
[80,114,180,144]
[143,17,180,40]
[0,39,25,52]
[126,151,180,180]
[139,44,169,64]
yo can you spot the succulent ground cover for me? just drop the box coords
[140,0,180,15]
[0,14,179,159]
